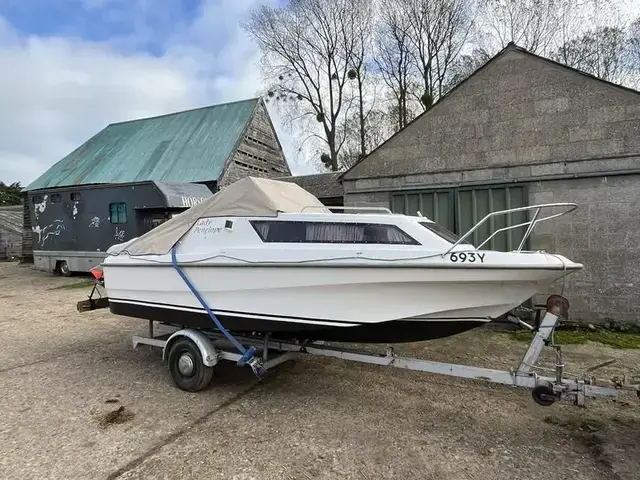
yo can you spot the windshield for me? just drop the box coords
[418,222,473,246]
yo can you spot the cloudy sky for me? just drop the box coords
[0,0,315,186]
[2,1,639,186]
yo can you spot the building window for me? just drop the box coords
[245,135,274,150]
[234,160,268,174]
[250,221,419,245]
[237,149,268,164]
[71,192,81,202]
[109,203,127,224]
[32,195,43,204]
[50,194,62,203]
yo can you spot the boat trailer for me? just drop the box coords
[123,294,639,407]
[77,269,638,406]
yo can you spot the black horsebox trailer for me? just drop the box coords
[26,180,212,275]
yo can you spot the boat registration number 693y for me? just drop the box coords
[448,252,485,263]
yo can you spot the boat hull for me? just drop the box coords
[103,263,575,343]
[108,299,486,342]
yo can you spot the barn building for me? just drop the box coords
[278,172,344,207]
[0,206,22,261]
[340,43,640,326]
[23,97,292,274]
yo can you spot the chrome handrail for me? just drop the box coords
[301,205,393,214]
[443,202,578,255]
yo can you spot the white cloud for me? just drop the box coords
[0,0,316,187]
[0,33,194,184]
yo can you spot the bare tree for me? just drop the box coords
[244,0,366,171]
[338,108,394,169]
[554,25,628,82]
[478,0,571,54]
[627,17,640,75]
[443,47,492,90]
[374,0,414,131]
[405,0,476,106]
[346,0,376,159]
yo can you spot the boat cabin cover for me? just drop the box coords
[122,177,328,256]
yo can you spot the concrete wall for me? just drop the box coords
[346,173,640,326]
[220,101,291,188]
[529,174,640,326]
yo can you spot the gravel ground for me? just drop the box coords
[0,261,638,480]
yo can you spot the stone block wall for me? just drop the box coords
[343,172,640,326]
[529,174,640,325]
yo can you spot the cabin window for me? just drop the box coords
[50,194,62,203]
[250,221,419,245]
[419,222,465,245]
[70,192,81,202]
[32,195,43,204]
[109,203,127,224]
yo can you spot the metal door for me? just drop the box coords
[455,185,528,251]
[391,189,456,233]
[391,185,528,251]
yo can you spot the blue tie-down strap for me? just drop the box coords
[237,346,257,367]
[238,347,266,378]
[170,246,265,379]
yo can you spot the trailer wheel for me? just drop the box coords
[167,338,214,392]
[57,261,71,277]
[532,385,558,406]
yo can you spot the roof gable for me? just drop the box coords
[26,98,261,190]
[277,172,343,198]
[341,43,640,181]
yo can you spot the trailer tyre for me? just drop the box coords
[532,385,558,406]
[167,338,214,392]
[57,261,71,277]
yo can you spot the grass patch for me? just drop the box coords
[49,280,94,290]
[511,329,640,349]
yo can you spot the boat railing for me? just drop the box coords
[301,205,393,214]
[443,202,578,255]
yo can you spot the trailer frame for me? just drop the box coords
[130,295,639,407]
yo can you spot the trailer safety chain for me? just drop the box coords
[170,246,266,379]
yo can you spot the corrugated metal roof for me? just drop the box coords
[26,98,260,190]
[0,206,23,235]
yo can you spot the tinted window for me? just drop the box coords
[109,203,127,224]
[419,221,469,245]
[251,221,419,245]
[50,194,62,203]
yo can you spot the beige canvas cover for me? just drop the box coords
[120,176,330,256]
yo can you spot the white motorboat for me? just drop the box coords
[101,177,582,343]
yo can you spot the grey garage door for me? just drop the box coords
[391,185,529,251]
